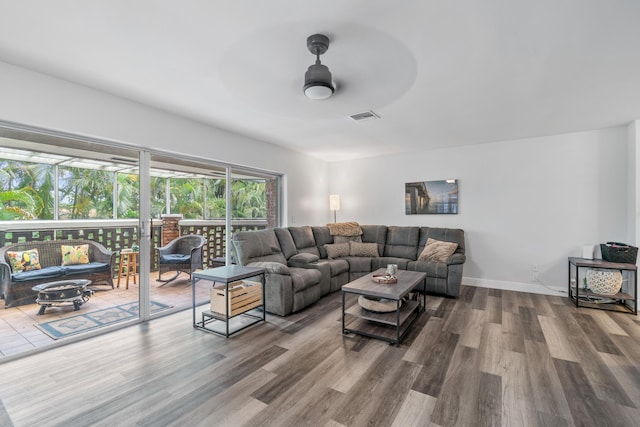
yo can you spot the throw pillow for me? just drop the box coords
[61,244,90,266]
[325,243,350,259]
[349,242,379,257]
[418,238,458,262]
[7,249,42,273]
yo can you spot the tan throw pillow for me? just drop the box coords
[325,243,350,259]
[418,238,458,262]
[61,244,90,266]
[349,242,379,257]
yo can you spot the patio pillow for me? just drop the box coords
[7,249,42,273]
[61,244,90,266]
[418,238,458,262]
[349,242,379,257]
[325,243,350,259]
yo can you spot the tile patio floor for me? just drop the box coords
[0,272,211,358]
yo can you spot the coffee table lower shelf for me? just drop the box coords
[343,300,421,345]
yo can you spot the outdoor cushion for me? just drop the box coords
[7,249,41,272]
[11,266,65,282]
[61,244,90,266]
[160,254,190,264]
[62,262,110,274]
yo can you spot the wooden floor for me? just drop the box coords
[0,286,639,426]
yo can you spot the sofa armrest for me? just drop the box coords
[247,261,291,276]
[288,253,319,268]
[446,253,466,265]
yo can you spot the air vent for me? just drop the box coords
[349,111,379,122]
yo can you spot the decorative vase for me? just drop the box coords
[585,269,622,295]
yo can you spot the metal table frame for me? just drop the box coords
[192,265,266,338]
[341,269,426,345]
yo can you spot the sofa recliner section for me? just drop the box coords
[232,224,465,316]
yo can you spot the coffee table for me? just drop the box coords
[32,279,93,315]
[342,269,426,345]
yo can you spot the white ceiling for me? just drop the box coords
[1,1,640,162]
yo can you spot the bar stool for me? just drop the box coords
[117,250,138,289]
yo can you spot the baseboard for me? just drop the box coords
[462,276,567,297]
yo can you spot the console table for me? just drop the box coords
[192,265,266,337]
[568,257,637,314]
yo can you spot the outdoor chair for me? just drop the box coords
[156,234,206,285]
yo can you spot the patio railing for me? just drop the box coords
[0,219,267,271]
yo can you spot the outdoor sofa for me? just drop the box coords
[231,224,466,316]
[0,239,116,308]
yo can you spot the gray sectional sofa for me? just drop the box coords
[231,225,465,316]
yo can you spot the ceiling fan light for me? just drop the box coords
[303,62,335,99]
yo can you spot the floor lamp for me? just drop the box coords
[329,194,340,223]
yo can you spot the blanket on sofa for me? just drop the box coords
[327,221,363,236]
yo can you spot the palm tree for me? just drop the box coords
[0,188,43,220]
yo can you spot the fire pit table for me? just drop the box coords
[32,279,93,315]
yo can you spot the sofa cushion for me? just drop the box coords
[289,253,319,263]
[322,259,349,276]
[349,242,379,257]
[311,226,333,258]
[62,262,110,275]
[371,257,410,270]
[160,254,190,264]
[7,249,42,273]
[344,257,373,274]
[274,228,297,259]
[407,260,449,279]
[325,243,350,259]
[418,227,465,255]
[361,225,387,257]
[11,266,64,282]
[289,226,320,257]
[61,244,90,266]
[418,238,458,262]
[334,235,362,244]
[290,267,321,292]
[384,226,420,259]
[232,229,283,265]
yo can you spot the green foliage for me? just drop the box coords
[0,187,44,220]
[0,158,268,220]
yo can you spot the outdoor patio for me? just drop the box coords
[0,271,210,357]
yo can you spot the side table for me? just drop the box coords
[192,265,266,338]
[568,257,637,314]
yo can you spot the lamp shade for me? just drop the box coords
[329,194,340,211]
[304,62,335,100]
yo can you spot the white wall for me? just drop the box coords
[329,127,629,290]
[0,60,328,226]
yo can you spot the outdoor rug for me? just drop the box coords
[36,301,172,339]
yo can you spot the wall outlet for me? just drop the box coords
[531,264,539,282]
[291,215,296,224]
